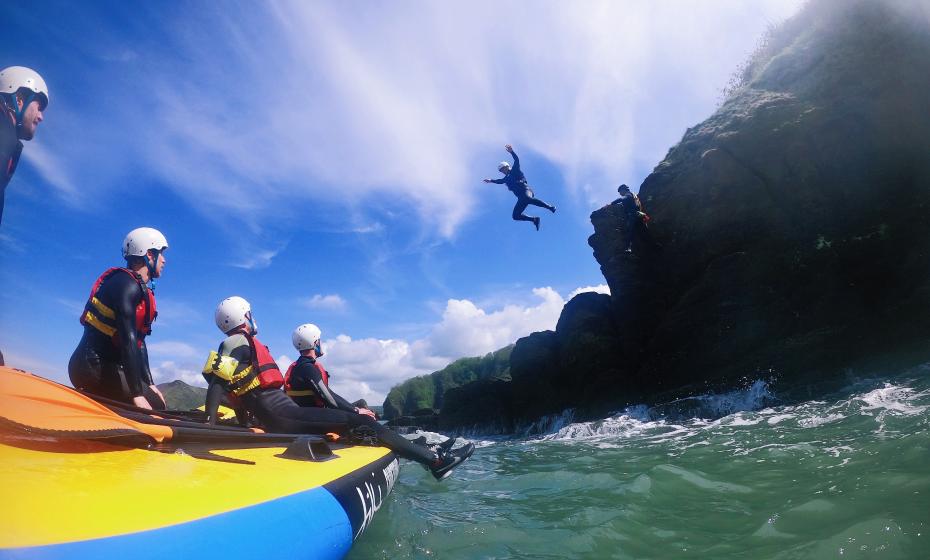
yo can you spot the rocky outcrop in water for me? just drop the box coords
[435,0,930,432]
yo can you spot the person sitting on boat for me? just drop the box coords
[202,296,475,481]
[69,227,168,410]
[284,323,377,418]
[483,144,556,231]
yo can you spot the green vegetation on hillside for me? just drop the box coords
[157,379,207,410]
[382,345,513,419]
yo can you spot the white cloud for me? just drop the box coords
[568,284,611,300]
[0,233,26,253]
[232,246,285,270]
[51,0,800,240]
[319,285,584,404]
[151,299,203,327]
[146,340,201,360]
[151,360,204,387]
[301,294,348,312]
[21,142,80,204]
[0,350,61,380]
[147,342,205,388]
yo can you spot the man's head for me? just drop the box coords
[215,296,257,336]
[123,227,169,280]
[292,323,323,357]
[618,184,630,194]
[0,66,49,141]
[498,161,511,175]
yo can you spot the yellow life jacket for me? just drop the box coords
[201,351,261,396]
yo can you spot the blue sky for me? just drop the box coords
[1,0,801,404]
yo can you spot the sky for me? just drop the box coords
[0,0,803,405]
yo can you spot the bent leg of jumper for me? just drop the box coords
[511,199,534,222]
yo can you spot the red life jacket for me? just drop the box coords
[243,333,285,391]
[284,357,329,406]
[80,267,156,347]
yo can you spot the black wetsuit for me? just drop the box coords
[287,356,359,411]
[210,335,436,466]
[615,189,659,253]
[68,271,165,408]
[489,150,554,223]
[0,109,23,227]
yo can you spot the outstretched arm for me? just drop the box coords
[484,178,507,184]
[505,144,520,173]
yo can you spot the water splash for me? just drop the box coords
[517,409,576,437]
[640,379,776,421]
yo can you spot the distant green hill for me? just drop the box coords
[157,379,207,410]
[382,345,512,420]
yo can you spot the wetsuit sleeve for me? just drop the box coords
[110,274,149,398]
[302,361,356,413]
[510,150,521,174]
[204,382,225,425]
[488,178,507,184]
[139,340,155,386]
[330,388,358,413]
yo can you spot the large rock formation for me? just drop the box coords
[437,0,930,431]
[621,0,930,396]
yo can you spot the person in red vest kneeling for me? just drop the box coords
[69,227,168,410]
[202,297,475,481]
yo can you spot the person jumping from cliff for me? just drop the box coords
[614,184,660,254]
[483,144,555,230]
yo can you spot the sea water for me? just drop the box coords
[348,365,930,559]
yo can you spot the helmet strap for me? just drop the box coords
[2,91,35,128]
[245,311,257,336]
[145,249,160,292]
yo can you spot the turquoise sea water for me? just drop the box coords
[349,367,930,559]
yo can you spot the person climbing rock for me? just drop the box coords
[284,323,377,418]
[1,66,49,227]
[69,228,169,410]
[483,144,556,230]
[202,297,475,481]
[615,184,660,254]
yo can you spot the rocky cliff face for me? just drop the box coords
[439,0,930,431]
[618,0,930,395]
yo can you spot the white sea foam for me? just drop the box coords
[858,384,927,416]
[535,379,776,442]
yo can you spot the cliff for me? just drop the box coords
[439,0,930,431]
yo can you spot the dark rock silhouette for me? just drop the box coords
[427,0,930,432]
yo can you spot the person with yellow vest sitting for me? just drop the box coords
[202,297,475,481]
[68,227,168,410]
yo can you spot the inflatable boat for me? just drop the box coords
[0,367,398,560]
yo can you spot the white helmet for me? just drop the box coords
[292,323,323,352]
[0,66,49,110]
[498,161,511,172]
[123,227,168,258]
[215,296,257,335]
